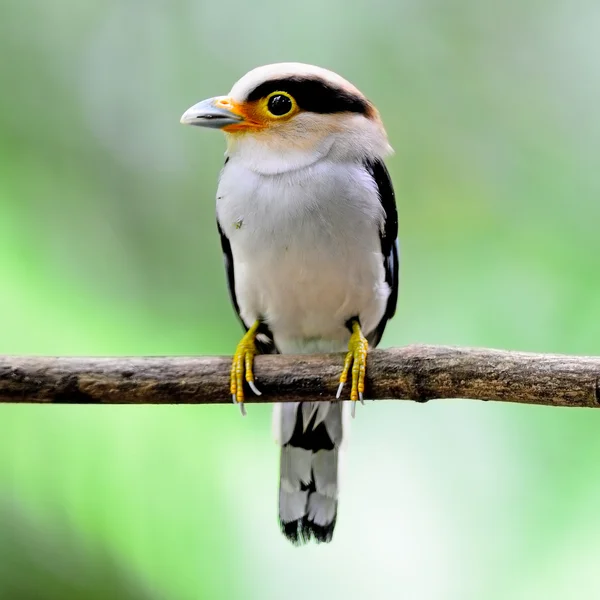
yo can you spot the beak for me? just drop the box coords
[180,96,244,129]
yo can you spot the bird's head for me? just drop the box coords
[180,63,392,174]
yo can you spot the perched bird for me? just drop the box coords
[181,63,398,544]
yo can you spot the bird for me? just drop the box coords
[180,63,398,545]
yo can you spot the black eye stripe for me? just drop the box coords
[246,77,368,115]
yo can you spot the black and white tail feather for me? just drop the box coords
[274,401,345,544]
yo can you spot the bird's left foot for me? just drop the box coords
[336,319,368,418]
[230,320,262,416]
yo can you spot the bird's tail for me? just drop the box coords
[274,401,344,544]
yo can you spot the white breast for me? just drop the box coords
[216,158,390,354]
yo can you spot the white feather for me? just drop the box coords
[307,493,337,527]
[279,490,309,523]
[279,446,312,492]
[324,402,344,447]
[272,402,298,446]
[301,402,330,432]
[217,159,389,352]
[312,449,339,498]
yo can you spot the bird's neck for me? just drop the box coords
[224,134,336,176]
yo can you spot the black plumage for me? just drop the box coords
[245,76,370,115]
[363,158,399,348]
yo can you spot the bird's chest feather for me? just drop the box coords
[216,160,388,346]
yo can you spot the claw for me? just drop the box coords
[230,320,262,415]
[247,380,262,396]
[337,319,368,414]
[232,392,247,416]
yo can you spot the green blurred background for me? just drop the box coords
[1,0,600,598]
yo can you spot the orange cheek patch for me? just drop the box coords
[223,100,268,133]
[222,121,266,133]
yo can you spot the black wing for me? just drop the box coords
[216,218,277,354]
[216,218,243,326]
[363,158,399,347]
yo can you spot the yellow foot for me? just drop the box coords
[230,320,262,416]
[336,320,368,418]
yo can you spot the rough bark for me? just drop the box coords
[0,345,598,407]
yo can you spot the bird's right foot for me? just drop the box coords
[230,320,262,416]
[336,319,368,418]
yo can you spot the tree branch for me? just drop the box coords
[0,345,598,407]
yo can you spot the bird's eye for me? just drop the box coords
[267,94,293,116]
